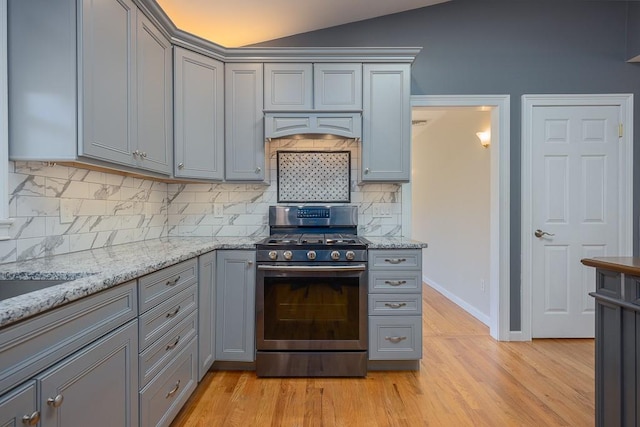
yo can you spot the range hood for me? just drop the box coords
[264,112,362,140]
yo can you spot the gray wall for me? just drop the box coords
[253,0,640,331]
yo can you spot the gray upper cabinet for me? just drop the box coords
[361,64,411,182]
[264,63,312,111]
[313,63,362,111]
[174,47,224,180]
[135,12,172,175]
[225,63,267,182]
[8,0,172,176]
[264,63,362,112]
[80,0,136,166]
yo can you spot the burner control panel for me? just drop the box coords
[297,207,330,219]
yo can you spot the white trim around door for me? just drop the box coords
[408,95,511,341]
[521,94,634,341]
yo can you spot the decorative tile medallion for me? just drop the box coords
[277,151,350,203]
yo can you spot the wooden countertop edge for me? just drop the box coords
[581,257,640,276]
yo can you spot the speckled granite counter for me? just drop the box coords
[0,237,257,328]
[0,235,427,328]
[364,236,428,249]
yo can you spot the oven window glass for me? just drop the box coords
[263,276,360,341]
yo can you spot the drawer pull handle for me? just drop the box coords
[166,276,181,286]
[166,380,181,398]
[46,394,64,408]
[385,258,406,264]
[22,411,40,426]
[385,302,407,309]
[166,306,181,318]
[384,280,407,286]
[385,336,407,344]
[166,336,181,351]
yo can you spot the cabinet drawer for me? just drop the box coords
[368,316,422,360]
[0,281,137,393]
[369,250,421,270]
[369,271,421,293]
[139,337,197,427]
[368,294,421,315]
[139,310,197,388]
[139,259,197,313]
[139,285,197,351]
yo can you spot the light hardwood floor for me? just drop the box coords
[171,285,595,426]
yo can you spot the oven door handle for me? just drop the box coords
[257,264,367,272]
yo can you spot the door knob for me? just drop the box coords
[534,229,555,238]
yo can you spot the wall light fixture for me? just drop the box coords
[476,131,491,148]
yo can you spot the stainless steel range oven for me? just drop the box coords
[255,205,368,377]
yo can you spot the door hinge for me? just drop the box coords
[619,123,623,138]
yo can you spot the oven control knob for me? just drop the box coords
[283,250,293,261]
[307,250,317,260]
[330,251,341,260]
[345,251,356,261]
[268,251,278,260]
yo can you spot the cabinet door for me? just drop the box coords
[198,251,216,380]
[215,251,256,362]
[174,47,224,180]
[80,0,136,166]
[136,12,172,175]
[37,321,138,427]
[264,63,312,111]
[0,381,38,427]
[225,63,266,181]
[362,64,411,182]
[314,63,362,111]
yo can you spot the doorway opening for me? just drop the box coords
[406,95,510,340]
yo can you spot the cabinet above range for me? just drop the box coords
[6,0,420,184]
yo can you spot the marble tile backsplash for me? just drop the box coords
[0,138,402,264]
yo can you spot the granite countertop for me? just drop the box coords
[364,236,428,249]
[0,235,426,329]
[0,237,257,329]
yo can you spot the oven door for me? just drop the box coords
[256,263,368,351]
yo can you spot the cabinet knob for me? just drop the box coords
[22,411,40,426]
[255,167,261,174]
[247,260,254,266]
[364,168,370,174]
[141,151,147,158]
[47,394,64,408]
[385,336,407,344]
[177,163,184,169]
[132,150,140,158]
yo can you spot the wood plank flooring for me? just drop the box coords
[171,285,594,426]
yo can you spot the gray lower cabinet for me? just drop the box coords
[174,47,224,180]
[198,251,216,380]
[37,321,139,427]
[361,64,411,182]
[8,0,172,176]
[137,259,198,427]
[0,281,138,427]
[368,249,423,361]
[0,381,37,427]
[215,250,256,362]
[225,63,267,182]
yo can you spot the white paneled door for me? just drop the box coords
[530,104,621,338]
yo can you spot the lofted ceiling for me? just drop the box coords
[156,0,449,48]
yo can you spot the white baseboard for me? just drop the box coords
[423,274,491,327]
